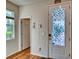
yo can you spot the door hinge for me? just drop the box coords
[69,22,71,25]
[69,37,70,41]
[69,53,70,57]
[69,5,70,9]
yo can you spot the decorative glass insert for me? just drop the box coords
[52,7,65,46]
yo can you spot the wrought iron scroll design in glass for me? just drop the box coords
[51,7,65,46]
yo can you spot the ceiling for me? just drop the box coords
[8,0,49,6]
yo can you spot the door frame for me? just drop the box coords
[48,1,72,58]
[19,18,30,51]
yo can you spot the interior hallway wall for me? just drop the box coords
[6,0,19,57]
[19,0,71,58]
[19,1,50,57]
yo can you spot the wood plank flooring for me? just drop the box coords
[6,48,53,59]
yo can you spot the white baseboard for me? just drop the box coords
[30,52,48,58]
[6,50,19,57]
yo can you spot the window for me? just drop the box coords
[52,7,65,46]
[6,10,15,40]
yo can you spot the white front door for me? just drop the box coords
[48,1,71,59]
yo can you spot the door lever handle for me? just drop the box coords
[48,34,52,40]
[48,34,51,37]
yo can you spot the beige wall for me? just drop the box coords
[6,0,71,57]
[19,0,71,58]
[19,1,49,57]
[6,0,19,57]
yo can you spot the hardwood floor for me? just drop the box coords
[7,48,53,59]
